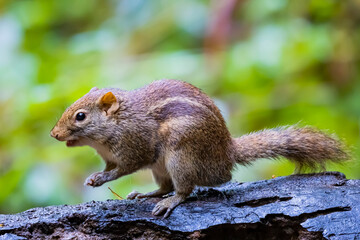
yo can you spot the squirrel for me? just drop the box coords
[50,79,349,218]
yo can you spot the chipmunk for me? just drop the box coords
[50,80,348,218]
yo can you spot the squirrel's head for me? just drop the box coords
[50,87,122,147]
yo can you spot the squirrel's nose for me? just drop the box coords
[50,130,59,139]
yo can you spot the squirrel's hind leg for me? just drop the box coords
[152,151,195,218]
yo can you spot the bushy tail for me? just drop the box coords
[232,126,349,173]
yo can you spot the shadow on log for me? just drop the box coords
[0,172,359,239]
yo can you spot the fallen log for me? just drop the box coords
[0,172,359,239]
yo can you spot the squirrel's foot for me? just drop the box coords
[152,194,186,218]
[127,188,173,200]
[84,172,107,187]
[127,191,142,199]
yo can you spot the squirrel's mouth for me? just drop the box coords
[66,140,77,147]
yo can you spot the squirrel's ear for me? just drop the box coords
[97,92,120,115]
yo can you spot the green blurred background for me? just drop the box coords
[0,0,359,214]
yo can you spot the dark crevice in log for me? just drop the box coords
[234,196,293,208]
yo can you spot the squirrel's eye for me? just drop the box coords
[76,112,86,121]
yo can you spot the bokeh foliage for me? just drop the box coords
[0,0,359,214]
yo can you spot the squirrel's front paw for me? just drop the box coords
[84,172,106,187]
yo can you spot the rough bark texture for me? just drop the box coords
[0,172,359,240]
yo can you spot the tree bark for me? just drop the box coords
[0,172,359,239]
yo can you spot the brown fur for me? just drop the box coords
[51,79,349,218]
[233,126,348,173]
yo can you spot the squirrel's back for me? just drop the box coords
[131,79,231,144]
[131,80,223,116]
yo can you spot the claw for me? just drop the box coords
[84,178,94,186]
[152,205,165,216]
[127,191,140,200]
[152,195,185,218]
[163,208,172,219]
[84,172,106,187]
[136,193,147,199]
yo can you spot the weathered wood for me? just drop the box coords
[0,172,359,239]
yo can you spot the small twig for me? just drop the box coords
[108,187,123,200]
